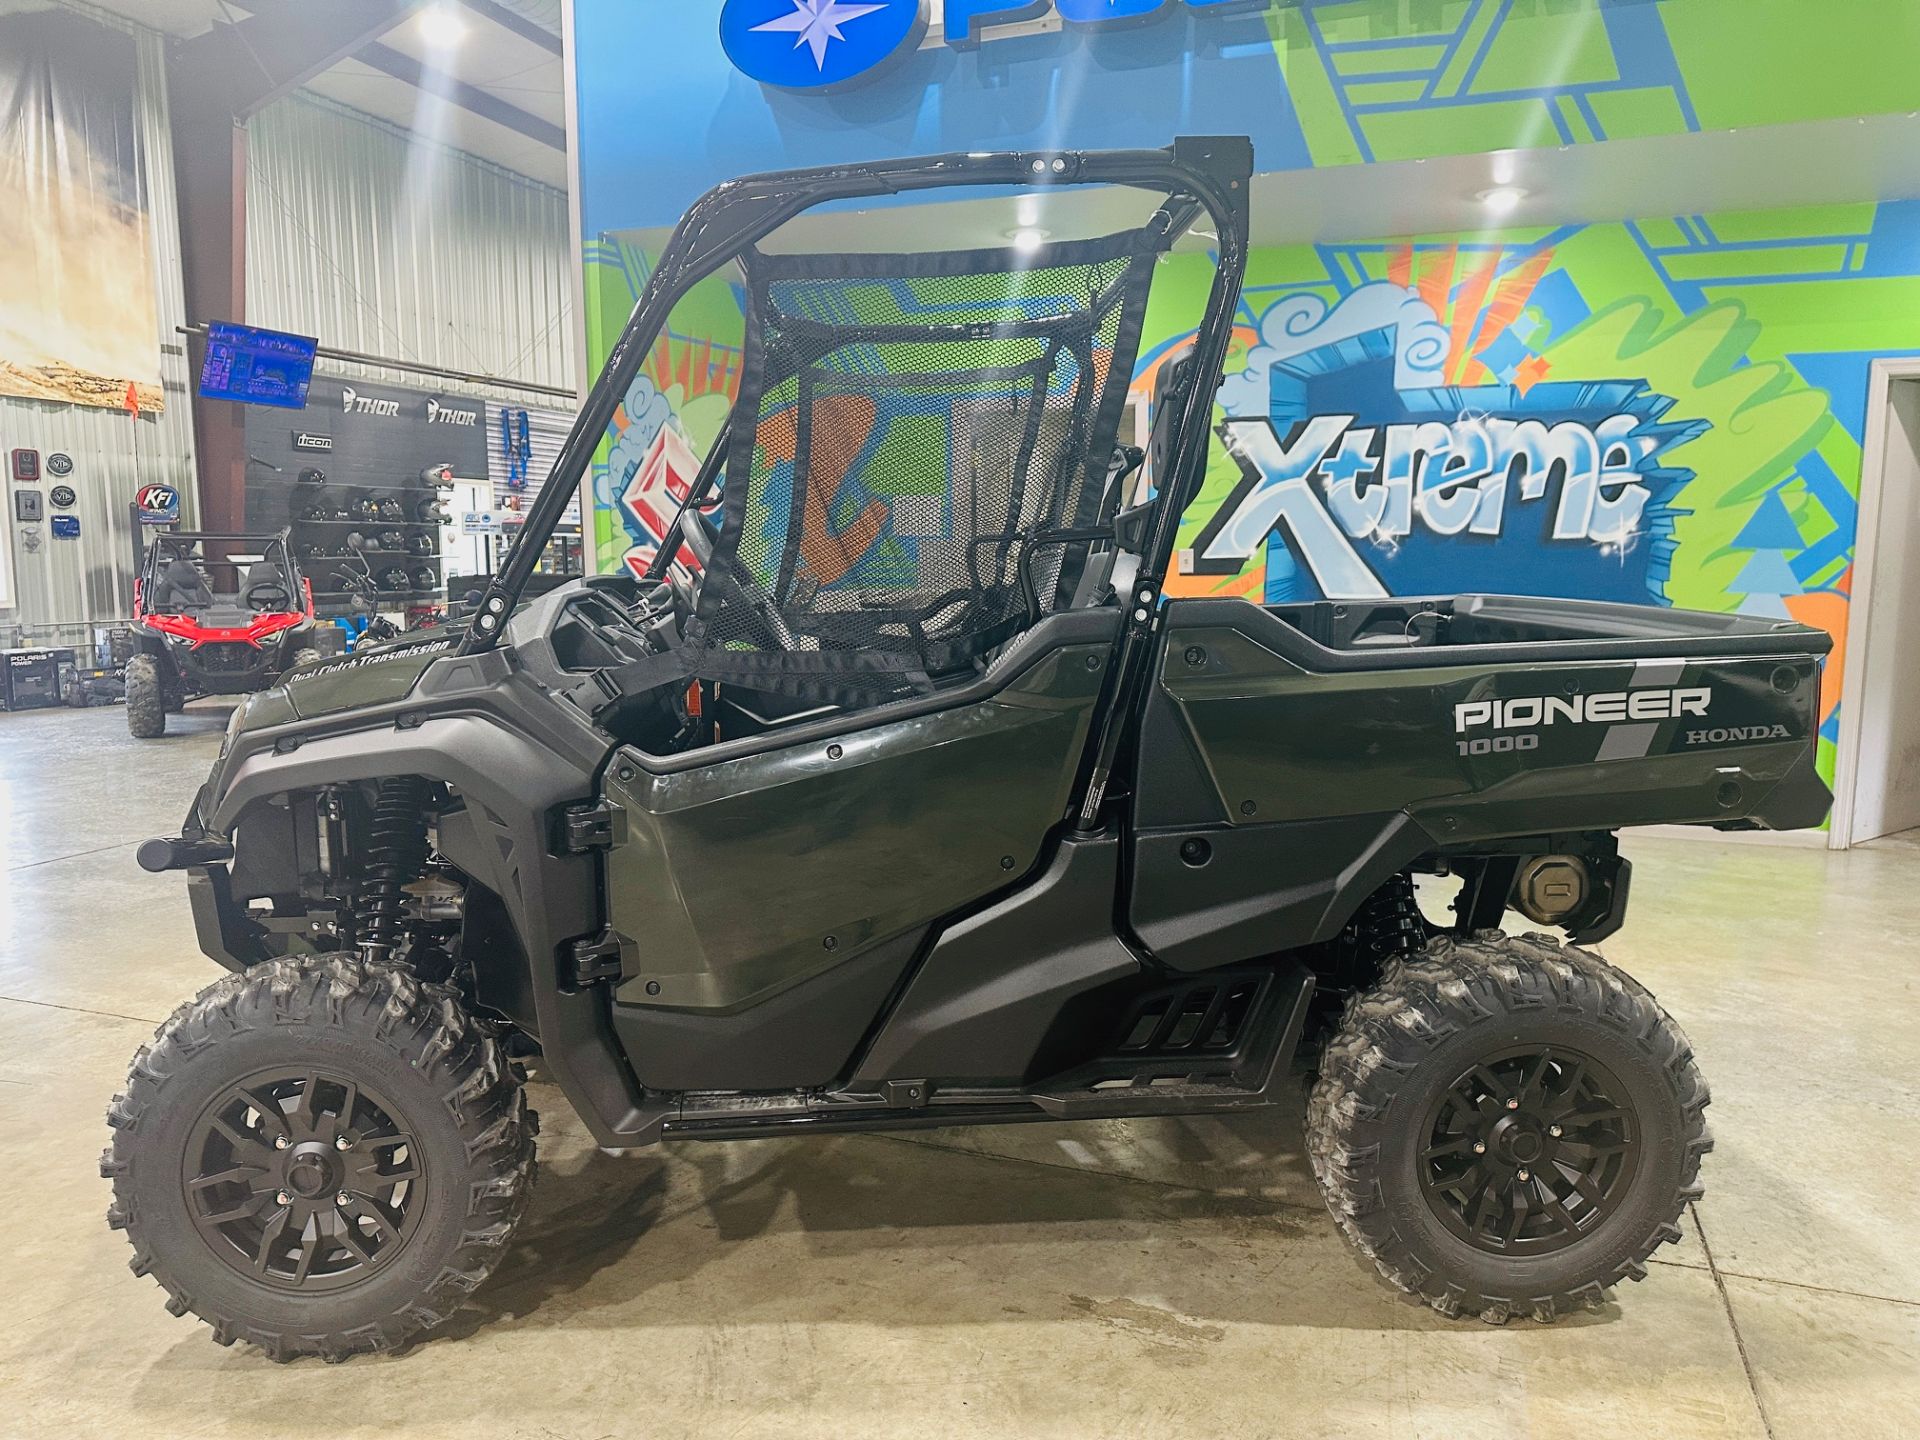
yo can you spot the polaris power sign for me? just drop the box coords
[721,0,1266,89]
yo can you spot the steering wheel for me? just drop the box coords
[243,579,294,612]
[681,509,801,651]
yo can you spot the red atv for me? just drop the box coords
[126,529,319,738]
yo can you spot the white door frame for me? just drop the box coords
[1827,357,1920,849]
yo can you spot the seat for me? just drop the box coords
[681,229,1165,712]
[150,558,214,612]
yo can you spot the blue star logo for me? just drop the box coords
[720,0,927,91]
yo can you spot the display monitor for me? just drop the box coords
[197,323,318,409]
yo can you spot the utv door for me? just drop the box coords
[577,159,1220,1091]
[597,611,1116,1091]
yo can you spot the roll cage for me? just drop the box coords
[461,135,1253,830]
[135,529,311,622]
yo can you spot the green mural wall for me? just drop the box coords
[587,196,1920,787]
[1266,0,1920,168]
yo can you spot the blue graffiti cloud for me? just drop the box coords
[606,375,678,500]
[1220,282,1449,419]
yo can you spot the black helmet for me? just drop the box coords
[379,530,405,551]
[413,495,447,524]
[377,567,410,592]
[411,566,439,592]
[376,497,406,522]
[345,531,368,552]
[352,496,381,522]
[297,467,327,486]
[406,532,436,555]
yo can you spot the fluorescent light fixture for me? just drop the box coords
[418,4,469,47]
[1478,186,1526,216]
[1016,194,1041,227]
[1010,227,1048,253]
[1490,150,1519,186]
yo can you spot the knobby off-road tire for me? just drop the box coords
[290,647,322,671]
[1306,931,1709,1323]
[124,654,165,738]
[102,956,536,1361]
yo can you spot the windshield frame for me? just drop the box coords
[456,137,1254,656]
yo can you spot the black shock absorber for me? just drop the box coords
[1321,870,1429,997]
[355,776,431,964]
[1351,871,1427,963]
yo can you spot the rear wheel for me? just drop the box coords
[102,956,535,1361]
[124,654,165,738]
[1306,931,1709,1323]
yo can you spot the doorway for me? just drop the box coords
[1832,364,1920,848]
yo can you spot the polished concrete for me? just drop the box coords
[2,701,1917,1439]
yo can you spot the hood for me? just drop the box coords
[230,633,458,734]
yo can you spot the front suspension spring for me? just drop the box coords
[355,776,431,963]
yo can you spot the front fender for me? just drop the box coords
[202,705,649,1147]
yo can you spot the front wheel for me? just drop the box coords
[124,654,165,738]
[1306,932,1709,1323]
[102,957,536,1361]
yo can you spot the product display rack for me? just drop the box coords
[282,486,449,615]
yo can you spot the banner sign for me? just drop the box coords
[0,11,164,412]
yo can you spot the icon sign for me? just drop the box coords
[720,0,927,90]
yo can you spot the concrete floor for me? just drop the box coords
[2,702,1917,1440]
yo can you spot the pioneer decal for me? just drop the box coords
[1455,687,1712,733]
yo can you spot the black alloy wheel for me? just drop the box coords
[1417,1045,1639,1256]
[104,956,535,1360]
[183,1068,425,1291]
[1306,931,1710,1324]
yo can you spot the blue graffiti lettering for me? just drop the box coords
[1197,410,1690,601]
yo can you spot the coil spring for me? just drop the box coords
[1352,871,1427,964]
[1319,871,1428,998]
[356,776,431,962]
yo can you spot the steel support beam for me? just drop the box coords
[358,42,566,151]
[167,1,423,529]
[457,0,563,56]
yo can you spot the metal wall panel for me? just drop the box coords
[246,92,577,403]
[0,14,197,653]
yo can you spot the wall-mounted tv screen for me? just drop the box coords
[197,322,319,409]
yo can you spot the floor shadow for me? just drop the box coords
[409,1095,1621,1351]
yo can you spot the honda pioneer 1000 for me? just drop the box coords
[110,139,1832,1360]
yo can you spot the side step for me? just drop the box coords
[655,967,1314,1142]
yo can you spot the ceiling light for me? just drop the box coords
[1490,151,1519,186]
[1478,186,1526,216]
[1009,227,1048,254]
[418,5,469,47]
[1016,194,1041,227]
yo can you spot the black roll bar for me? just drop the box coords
[457,137,1254,659]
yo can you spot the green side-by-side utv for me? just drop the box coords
[108,138,1832,1360]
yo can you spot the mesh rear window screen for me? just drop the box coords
[689,229,1162,703]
